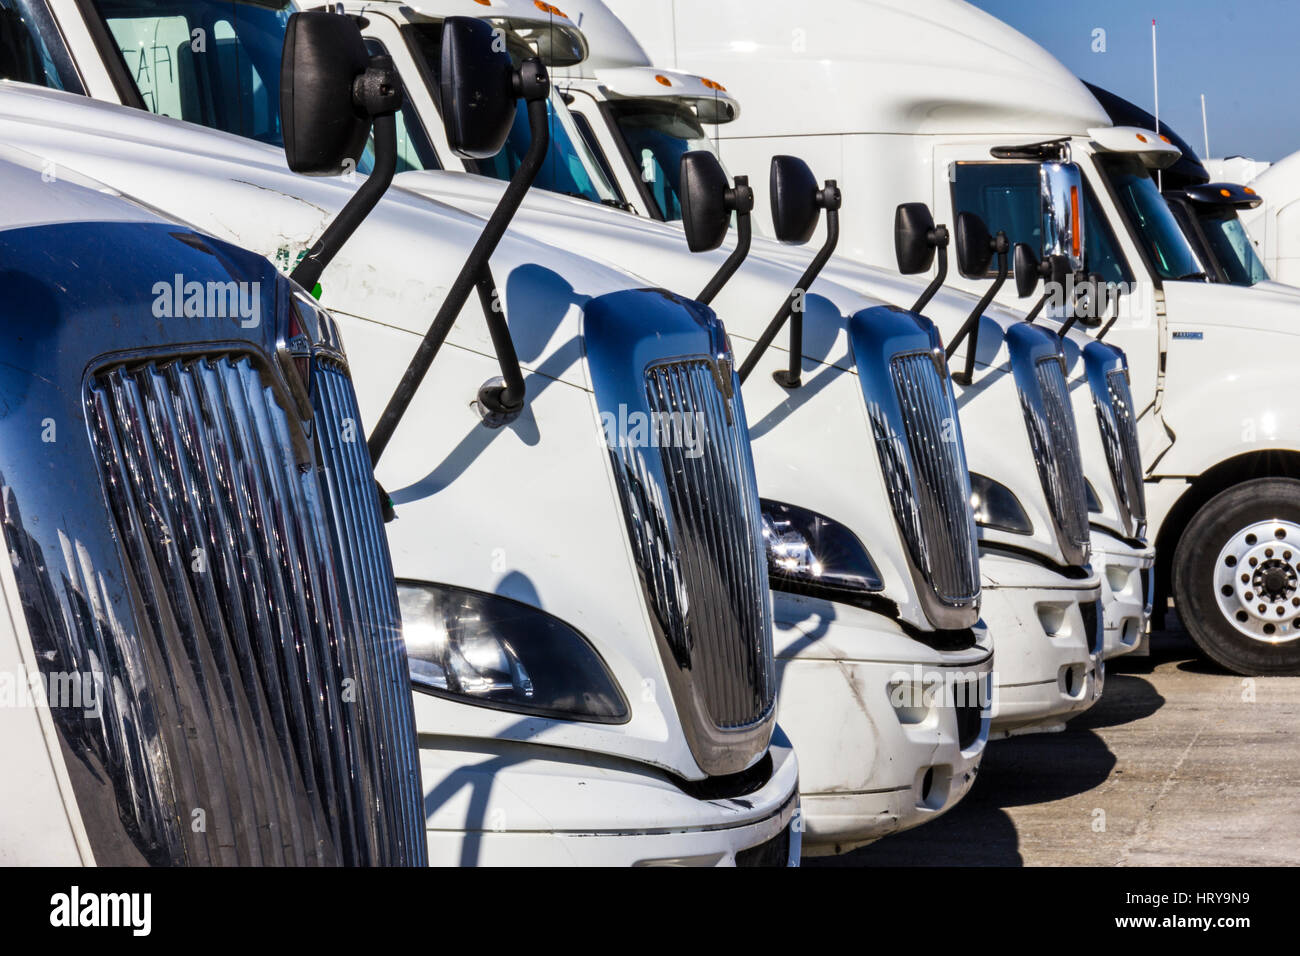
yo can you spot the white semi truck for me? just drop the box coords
[2,8,808,864]
[0,141,429,864]
[603,0,1300,677]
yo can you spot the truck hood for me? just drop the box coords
[0,82,643,392]
[1163,277,1300,337]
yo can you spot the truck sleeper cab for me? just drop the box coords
[0,149,425,865]
[3,12,804,863]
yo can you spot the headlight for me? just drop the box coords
[1085,479,1103,515]
[397,582,628,723]
[969,473,1033,535]
[761,499,884,599]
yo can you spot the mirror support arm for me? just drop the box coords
[911,233,949,313]
[367,88,550,465]
[947,247,1008,386]
[291,66,400,292]
[476,263,527,411]
[739,207,840,387]
[696,177,754,306]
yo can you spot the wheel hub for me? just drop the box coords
[1215,520,1300,644]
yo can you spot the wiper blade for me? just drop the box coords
[1176,271,1209,281]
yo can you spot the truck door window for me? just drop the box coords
[1094,153,1204,281]
[403,22,620,206]
[1195,206,1269,286]
[89,0,290,142]
[605,99,723,222]
[951,161,1131,285]
[0,0,83,92]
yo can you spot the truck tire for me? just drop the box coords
[1173,478,1300,675]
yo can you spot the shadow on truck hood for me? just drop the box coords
[394,168,883,374]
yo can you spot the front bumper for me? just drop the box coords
[773,593,993,857]
[980,551,1104,737]
[1092,531,1155,660]
[417,728,801,866]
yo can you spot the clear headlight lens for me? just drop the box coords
[397,582,628,723]
[761,499,884,597]
[969,473,1033,535]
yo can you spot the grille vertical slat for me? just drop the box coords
[87,354,424,866]
[1025,358,1091,561]
[1101,367,1148,526]
[634,359,775,732]
[881,352,981,607]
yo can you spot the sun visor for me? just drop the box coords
[1088,125,1182,170]
[595,66,740,124]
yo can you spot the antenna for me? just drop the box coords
[1201,93,1210,159]
[1152,18,1161,190]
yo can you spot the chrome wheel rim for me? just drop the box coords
[1214,519,1300,644]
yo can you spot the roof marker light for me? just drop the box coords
[534,1,568,17]
[655,74,672,87]
[1136,133,1149,143]
[1220,188,1232,197]
[1159,134,1171,144]
[1245,186,1257,195]
[702,78,727,92]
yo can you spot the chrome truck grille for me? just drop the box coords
[586,289,775,778]
[851,306,981,631]
[1010,324,1091,566]
[887,352,983,605]
[1084,343,1147,536]
[86,354,425,865]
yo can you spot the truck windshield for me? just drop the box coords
[87,0,434,173]
[404,21,621,206]
[950,160,1132,285]
[0,0,84,91]
[1196,206,1269,286]
[605,99,722,221]
[1094,153,1204,281]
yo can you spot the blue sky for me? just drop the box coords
[970,0,1300,162]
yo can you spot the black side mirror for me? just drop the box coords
[682,152,755,307]
[895,203,939,275]
[955,211,997,278]
[367,16,554,465]
[441,16,528,159]
[736,157,842,389]
[1014,243,1041,298]
[681,151,737,253]
[281,12,386,175]
[281,11,402,291]
[770,155,822,244]
[894,202,950,313]
[946,211,1009,385]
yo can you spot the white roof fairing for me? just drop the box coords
[600,0,1110,138]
